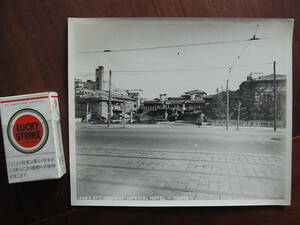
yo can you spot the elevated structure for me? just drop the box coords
[75,66,141,121]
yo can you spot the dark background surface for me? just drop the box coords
[0,0,300,225]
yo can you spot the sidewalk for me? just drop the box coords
[76,122,286,133]
[76,147,284,200]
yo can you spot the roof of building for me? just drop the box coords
[185,89,207,95]
[186,99,205,104]
[77,89,135,102]
[251,74,286,81]
[240,74,287,89]
[143,100,162,105]
[259,74,286,80]
[167,99,186,105]
[143,98,206,105]
[168,97,186,100]
[203,95,214,99]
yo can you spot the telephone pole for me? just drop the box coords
[107,70,112,128]
[237,100,241,130]
[122,102,126,128]
[86,102,89,127]
[226,80,229,130]
[273,61,277,131]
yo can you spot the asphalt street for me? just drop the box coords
[76,123,286,155]
[75,123,287,201]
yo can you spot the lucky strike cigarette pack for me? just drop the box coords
[0,92,66,183]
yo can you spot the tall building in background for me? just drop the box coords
[95,66,104,91]
[238,73,287,122]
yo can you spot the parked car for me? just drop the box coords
[88,114,107,124]
[111,114,123,124]
[195,118,202,126]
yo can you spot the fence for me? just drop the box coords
[208,119,286,128]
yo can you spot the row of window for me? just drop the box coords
[143,104,202,111]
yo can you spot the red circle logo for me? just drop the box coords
[12,114,44,148]
[7,109,49,153]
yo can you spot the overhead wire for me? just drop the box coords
[77,35,278,54]
[75,61,277,78]
[228,24,260,74]
[77,23,281,81]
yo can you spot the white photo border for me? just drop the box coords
[68,18,293,206]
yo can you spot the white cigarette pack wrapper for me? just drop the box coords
[0,92,66,183]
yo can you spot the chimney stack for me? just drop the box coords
[95,66,104,91]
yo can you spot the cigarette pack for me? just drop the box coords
[0,92,66,183]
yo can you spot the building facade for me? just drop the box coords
[75,66,141,123]
[140,90,209,123]
[238,74,286,121]
[205,73,287,127]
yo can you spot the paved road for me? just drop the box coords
[75,123,287,201]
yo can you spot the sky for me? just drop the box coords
[71,18,293,99]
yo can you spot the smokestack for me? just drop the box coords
[95,66,104,91]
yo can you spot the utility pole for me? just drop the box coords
[226,80,229,130]
[122,102,126,128]
[237,100,241,130]
[86,102,89,127]
[107,70,112,128]
[273,61,277,131]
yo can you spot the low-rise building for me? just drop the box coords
[140,90,209,123]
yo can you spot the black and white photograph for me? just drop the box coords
[68,18,293,206]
